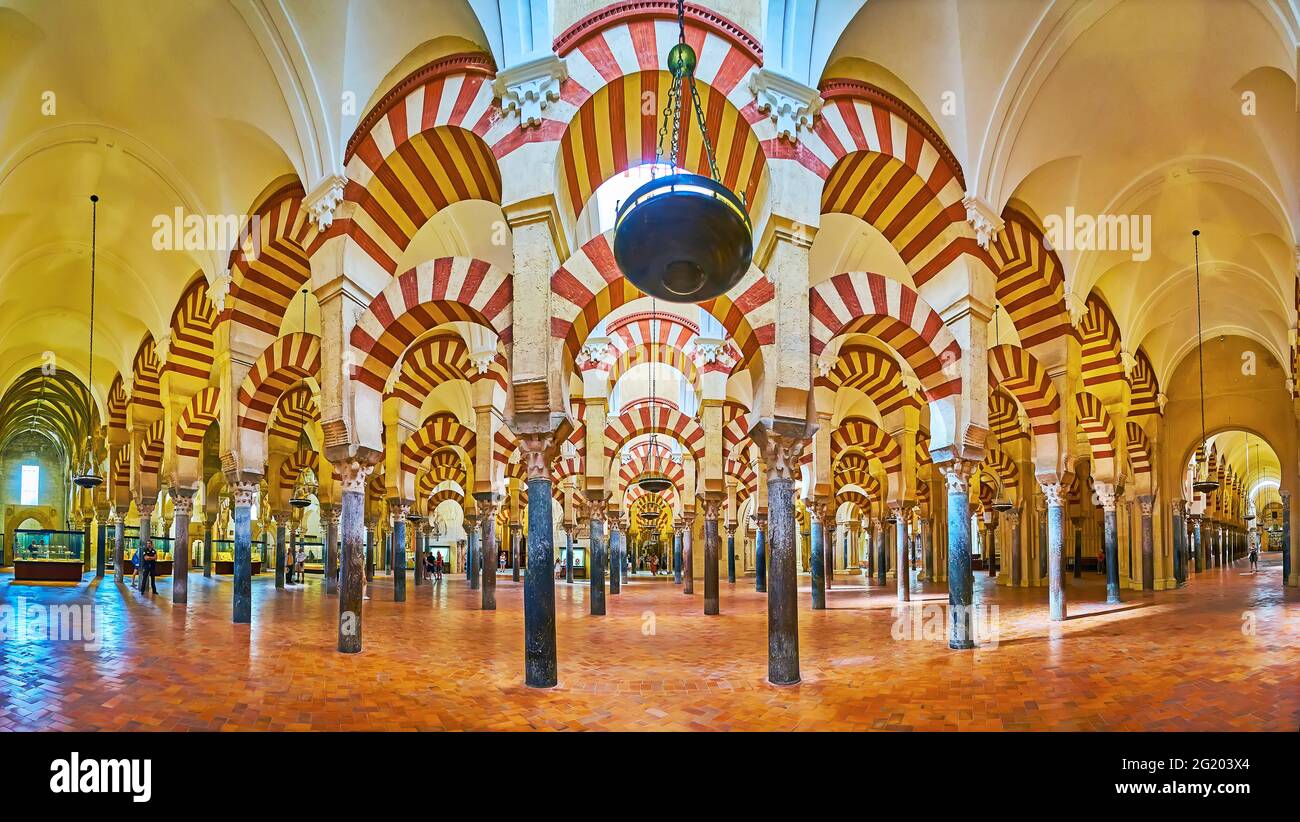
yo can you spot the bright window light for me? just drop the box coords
[20,464,39,505]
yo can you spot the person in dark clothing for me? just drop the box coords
[139,541,159,594]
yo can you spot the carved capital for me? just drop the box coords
[518,431,557,481]
[303,173,348,232]
[493,55,567,130]
[1095,483,1118,512]
[700,496,725,521]
[333,459,374,496]
[962,194,1004,249]
[755,429,808,482]
[941,460,976,494]
[1040,482,1067,508]
[748,68,822,143]
[170,491,194,518]
[231,481,258,508]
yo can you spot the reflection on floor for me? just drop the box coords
[0,555,1294,730]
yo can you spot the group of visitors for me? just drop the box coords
[423,550,445,582]
[284,544,307,584]
[127,541,159,595]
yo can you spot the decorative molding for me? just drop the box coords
[962,194,1004,249]
[749,68,822,143]
[467,349,496,375]
[553,1,762,63]
[576,337,616,372]
[493,55,567,130]
[303,173,348,232]
[344,52,497,163]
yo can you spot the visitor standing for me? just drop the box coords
[139,541,158,595]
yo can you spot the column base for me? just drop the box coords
[948,640,975,650]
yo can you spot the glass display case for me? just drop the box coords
[120,536,176,575]
[211,539,267,574]
[14,529,85,581]
[300,540,328,573]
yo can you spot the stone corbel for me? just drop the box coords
[467,349,497,376]
[1120,349,1136,378]
[748,68,822,143]
[493,54,567,130]
[961,194,1004,249]
[304,173,348,232]
[154,333,172,367]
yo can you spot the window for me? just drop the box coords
[20,464,39,505]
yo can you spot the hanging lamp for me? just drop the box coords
[1189,230,1219,493]
[637,297,673,493]
[73,194,104,490]
[612,0,753,302]
[287,290,314,507]
[988,304,1014,510]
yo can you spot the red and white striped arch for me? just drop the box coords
[224,183,316,345]
[1074,391,1116,462]
[987,344,1060,436]
[1126,421,1152,475]
[277,450,318,495]
[167,276,218,381]
[603,401,705,463]
[106,376,128,435]
[130,335,164,416]
[336,53,503,275]
[400,412,476,480]
[349,257,511,394]
[137,419,166,478]
[809,272,962,401]
[236,333,321,433]
[174,386,221,461]
[990,209,1070,350]
[818,342,919,417]
[267,385,319,451]
[1079,290,1125,390]
[426,448,469,487]
[831,416,901,475]
[552,232,773,374]
[980,449,1020,493]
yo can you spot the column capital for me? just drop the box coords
[748,67,823,144]
[230,481,258,508]
[700,496,725,521]
[1040,481,1067,508]
[939,460,976,494]
[171,492,194,518]
[492,54,567,130]
[517,430,559,481]
[303,172,348,232]
[331,458,376,495]
[751,421,812,482]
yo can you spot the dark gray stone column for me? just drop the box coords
[1072,518,1083,578]
[672,526,683,584]
[1009,510,1022,588]
[511,522,521,583]
[756,430,804,685]
[365,523,375,582]
[462,515,476,585]
[984,513,997,577]
[1043,484,1066,619]
[1138,496,1154,590]
[893,504,911,601]
[324,506,340,594]
[1171,501,1186,585]
[94,508,107,578]
[171,490,194,604]
[587,500,606,615]
[275,519,287,588]
[137,505,154,592]
[336,461,370,653]
[392,504,409,602]
[413,518,424,587]
[519,435,558,688]
[620,516,629,584]
[230,483,256,624]
[824,516,834,583]
[865,517,876,580]
[753,513,766,592]
[682,514,695,595]
[476,496,498,610]
[1102,489,1123,603]
[113,510,126,583]
[726,521,736,584]
[1282,491,1292,584]
[564,524,575,583]
[1036,499,1047,583]
[943,463,975,648]
[702,497,723,615]
[609,517,622,595]
[874,516,887,586]
[1191,515,1203,574]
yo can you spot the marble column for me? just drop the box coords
[463,515,477,587]
[365,523,375,582]
[1072,519,1083,578]
[702,496,723,615]
[476,496,498,610]
[564,525,575,583]
[135,504,154,592]
[759,431,803,685]
[320,508,337,594]
[1042,483,1067,621]
[94,509,107,578]
[944,463,975,648]
[336,460,371,653]
[511,522,521,583]
[865,518,876,580]
[893,503,911,602]
[620,517,630,584]
[808,499,827,610]
[519,434,558,688]
[726,522,737,584]
[275,520,287,588]
[113,510,126,583]
[171,490,194,604]
[1099,487,1121,603]
[1282,491,1292,584]
[608,516,621,595]
[587,499,606,616]
[875,517,887,586]
[391,506,409,602]
[753,514,767,593]
[1191,515,1203,574]
[672,526,683,584]
[682,515,695,595]
[1037,499,1048,583]
[1171,501,1186,585]
[1137,496,1154,590]
[984,514,997,577]
[1008,510,1022,588]
[229,483,256,624]
[824,518,834,583]
[918,518,931,582]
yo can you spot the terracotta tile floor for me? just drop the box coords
[0,555,1295,731]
